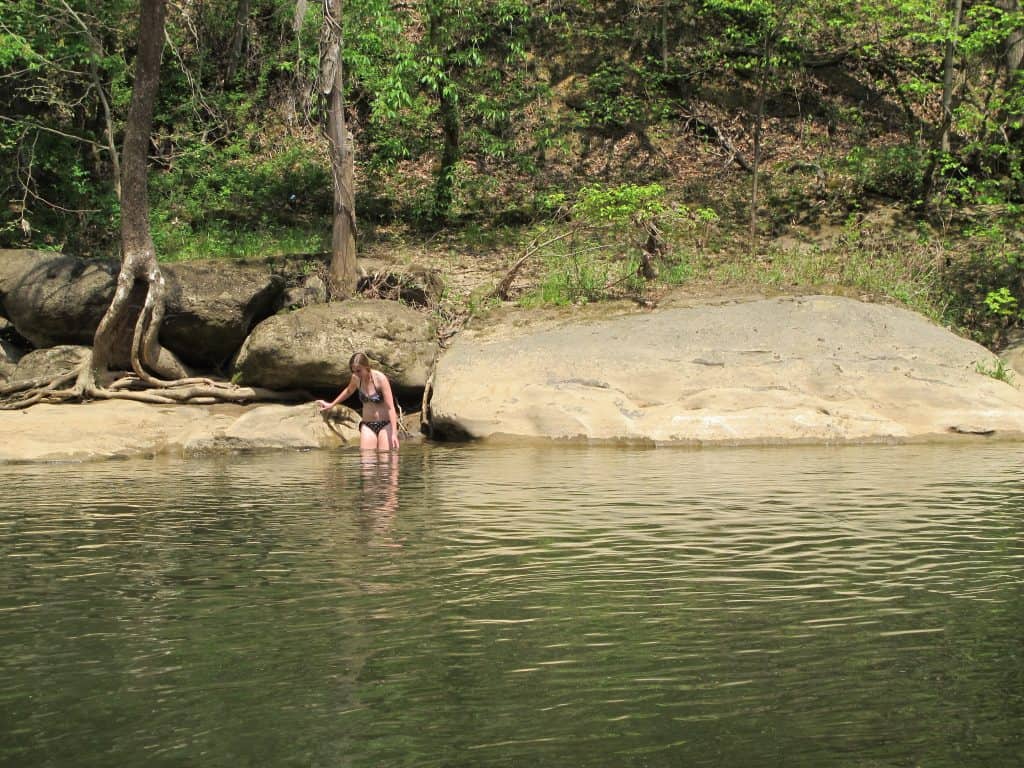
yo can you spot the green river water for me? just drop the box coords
[1,443,1021,767]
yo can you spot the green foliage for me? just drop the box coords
[984,287,1020,318]
[153,219,327,262]
[0,0,133,254]
[572,183,666,224]
[975,357,1015,385]
[519,183,670,306]
[660,256,695,285]
[0,0,1020,357]
[520,249,619,307]
[581,62,662,130]
[843,144,928,200]
[150,138,329,227]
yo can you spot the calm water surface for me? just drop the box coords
[1,444,1022,767]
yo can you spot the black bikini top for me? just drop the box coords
[358,376,384,403]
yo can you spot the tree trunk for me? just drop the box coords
[323,0,358,299]
[940,0,964,154]
[996,0,1023,74]
[225,0,252,84]
[79,0,189,393]
[750,32,773,243]
[661,0,670,75]
[433,88,460,226]
[429,4,459,227]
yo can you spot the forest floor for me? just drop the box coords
[349,199,964,348]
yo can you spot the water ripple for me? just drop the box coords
[1,444,1022,767]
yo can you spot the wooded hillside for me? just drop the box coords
[2,0,1022,340]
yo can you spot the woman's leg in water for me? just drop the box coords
[359,424,379,450]
[377,424,396,451]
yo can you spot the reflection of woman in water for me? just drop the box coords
[360,451,400,542]
[317,352,400,451]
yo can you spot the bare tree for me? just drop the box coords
[321,0,358,298]
[56,0,122,199]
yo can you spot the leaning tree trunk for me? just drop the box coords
[78,0,190,394]
[323,0,358,299]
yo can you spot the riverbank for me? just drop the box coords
[0,401,358,463]
[4,293,1024,462]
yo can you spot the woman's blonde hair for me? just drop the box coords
[349,352,372,372]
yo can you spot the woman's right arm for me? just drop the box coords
[317,375,357,410]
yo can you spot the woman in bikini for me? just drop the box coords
[316,352,400,451]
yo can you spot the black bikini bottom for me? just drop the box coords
[360,420,390,435]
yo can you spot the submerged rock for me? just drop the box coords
[428,295,1024,444]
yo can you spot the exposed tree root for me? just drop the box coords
[1,362,310,410]
[2,270,310,411]
[0,0,314,414]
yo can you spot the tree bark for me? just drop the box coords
[79,0,189,393]
[434,87,460,226]
[995,0,1023,74]
[750,30,774,242]
[940,0,964,154]
[225,0,252,84]
[323,0,358,299]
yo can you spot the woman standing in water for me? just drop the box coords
[317,352,400,451]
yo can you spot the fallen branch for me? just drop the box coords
[488,228,619,301]
[489,230,577,301]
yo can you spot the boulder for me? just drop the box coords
[428,295,1024,444]
[0,340,21,382]
[280,274,328,311]
[0,250,285,370]
[0,251,117,347]
[998,332,1024,378]
[0,315,27,345]
[186,403,360,453]
[160,260,285,369]
[0,249,64,316]
[0,319,25,382]
[233,300,437,394]
[12,345,90,383]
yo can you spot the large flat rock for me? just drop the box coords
[0,400,359,463]
[428,295,1024,444]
